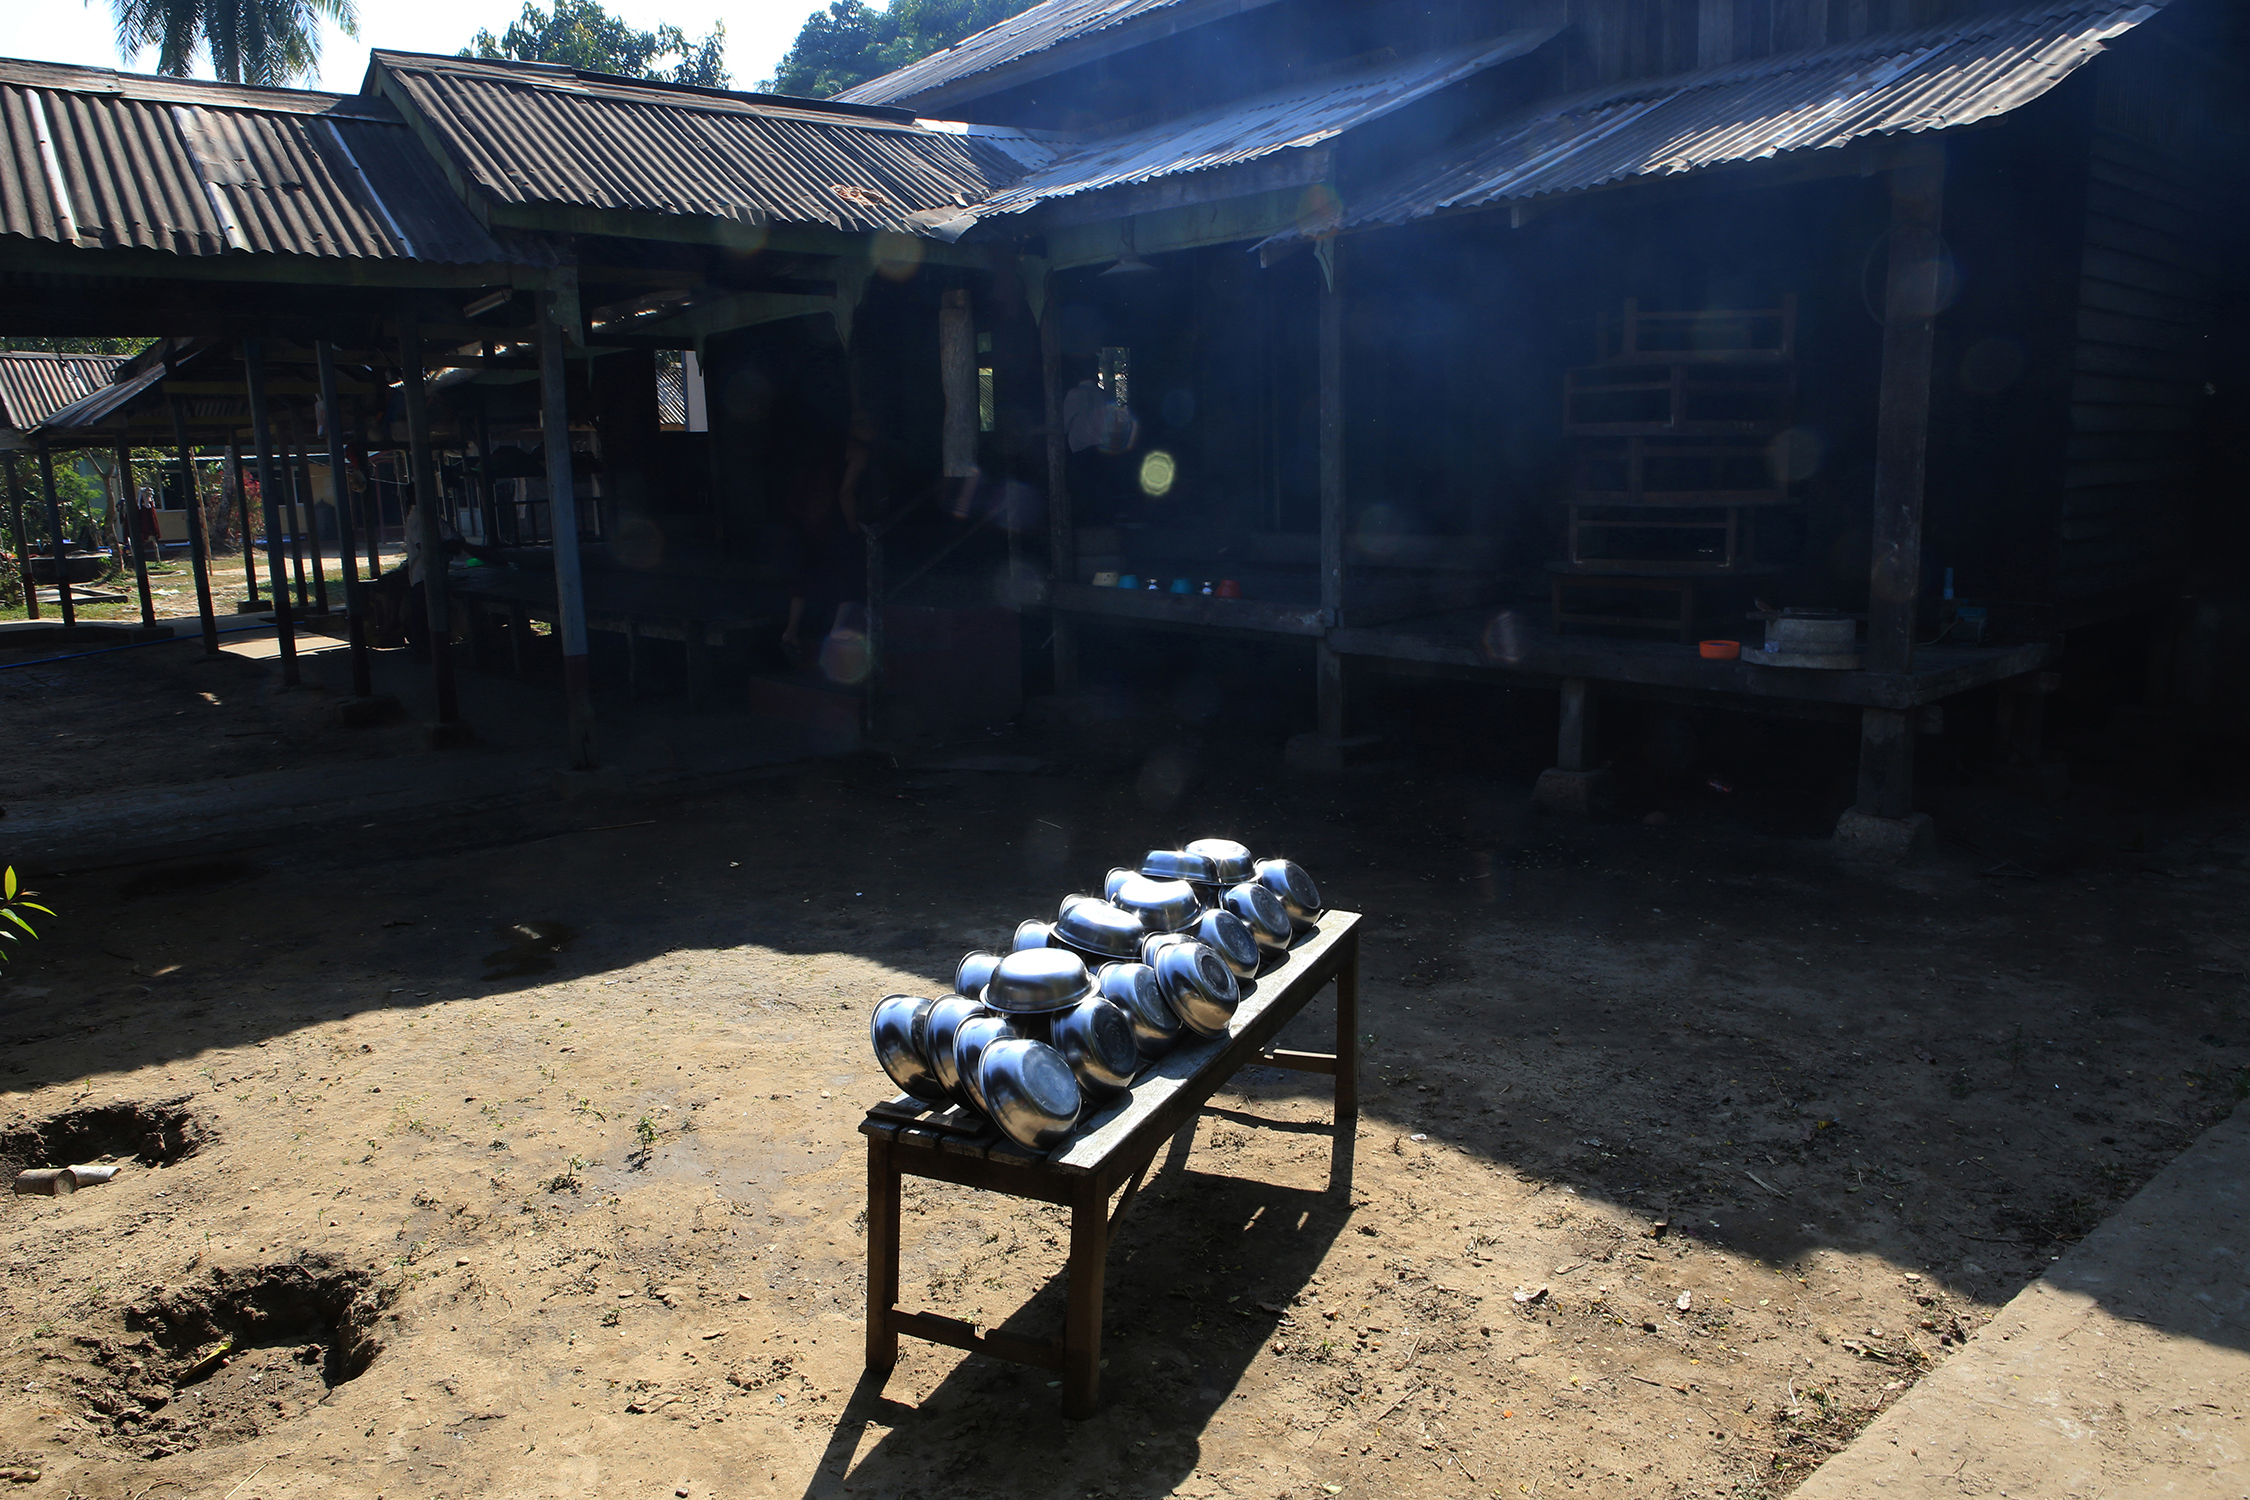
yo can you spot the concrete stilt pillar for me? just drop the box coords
[1533,677,1614,812]
[1835,705,1933,857]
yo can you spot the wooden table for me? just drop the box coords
[860,910,1361,1418]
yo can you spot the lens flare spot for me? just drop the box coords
[1138,449,1177,497]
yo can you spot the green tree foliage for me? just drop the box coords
[0,867,55,967]
[465,0,729,88]
[766,0,1032,99]
[112,0,360,88]
[0,337,153,357]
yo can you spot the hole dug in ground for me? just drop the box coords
[63,1259,393,1457]
[0,1098,208,1179]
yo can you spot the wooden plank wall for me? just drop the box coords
[2054,46,2224,606]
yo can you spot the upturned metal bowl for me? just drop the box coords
[1222,881,1293,953]
[985,947,1093,1014]
[1095,961,1181,1057]
[954,950,1003,1001]
[952,1013,1019,1115]
[1185,837,1256,885]
[1151,940,1242,1037]
[1049,996,1140,1097]
[1102,866,1135,900]
[1051,895,1151,961]
[1254,857,1323,931]
[1013,919,1055,952]
[1138,929,1196,965]
[1111,873,1202,933]
[871,994,948,1103]
[1138,848,1219,884]
[977,1038,1085,1150]
[1192,907,1262,979]
[922,995,988,1106]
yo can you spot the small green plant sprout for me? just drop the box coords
[0,867,54,964]
[636,1115,658,1149]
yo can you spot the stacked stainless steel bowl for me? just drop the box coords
[870,838,1325,1151]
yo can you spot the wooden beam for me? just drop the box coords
[0,238,530,290]
[485,201,991,268]
[1865,140,1947,676]
[1021,149,1331,235]
[1043,187,1314,270]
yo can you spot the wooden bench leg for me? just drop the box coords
[866,1134,900,1373]
[1331,927,1360,1196]
[1062,1176,1110,1418]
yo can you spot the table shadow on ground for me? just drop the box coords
[798,1117,1356,1500]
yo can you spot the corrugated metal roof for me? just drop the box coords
[33,362,168,433]
[0,56,514,263]
[373,52,1056,238]
[971,30,1555,218]
[837,0,1263,108]
[1265,0,2164,245]
[0,351,124,431]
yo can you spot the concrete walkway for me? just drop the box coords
[1797,1103,2249,1499]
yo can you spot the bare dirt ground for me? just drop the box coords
[1,651,2246,1500]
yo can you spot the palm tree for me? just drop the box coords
[113,0,360,89]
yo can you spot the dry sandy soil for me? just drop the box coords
[0,646,2246,1500]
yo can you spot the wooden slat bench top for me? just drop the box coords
[860,910,1362,1418]
[860,911,1360,1181]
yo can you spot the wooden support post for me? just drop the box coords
[280,412,311,610]
[5,457,39,620]
[298,426,328,614]
[1854,707,1914,819]
[315,344,372,696]
[1316,643,1346,740]
[398,318,460,726]
[1294,238,1360,763]
[939,287,977,478]
[38,444,75,626]
[864,525,885,739]
[242,342,299,683]
[1558,676,1596,772]
[1318,238,1345,630]
[115,437,157,627]
[684,620,710,713]
[1865,141,1947,677]
[1040,274,1075,691]
[227,442,258,604]
[1062,1177,1110,1419]
[361,430,383,584]
[167,400,219,656]
[1316,240,1349,741]
[537,290,596,769]
[865,1133,901,1371]
[1330,922,1360,1196]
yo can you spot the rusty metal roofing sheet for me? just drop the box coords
[973,30,1554,218]
[0,351,123,431]
[1265,0,2164,246]
[836,0,1270,108]
[372,52,1055,238]
[0,56,515,263]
